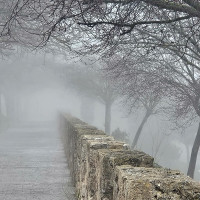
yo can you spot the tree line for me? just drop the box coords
[0,0,200,179]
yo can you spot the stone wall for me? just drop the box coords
[59,114,200,200]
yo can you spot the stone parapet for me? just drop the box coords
[59,114,200,200]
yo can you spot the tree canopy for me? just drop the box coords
[1,0,200,179]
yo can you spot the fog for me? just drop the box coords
[0,51,199,181]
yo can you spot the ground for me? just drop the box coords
[0,122,75,200]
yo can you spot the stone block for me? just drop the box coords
[78,135,128,199]
[96,150,154,200]
[113,166,200,200]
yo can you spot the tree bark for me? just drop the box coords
[131,111,151,149]
[187,122,200,178]
[186,144,190,168]
[105,101,112,135]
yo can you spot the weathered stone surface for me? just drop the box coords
[60,114,106,188]
[96,149,154,200]
[78,135,114,199]
[113,166,200,200]
[61,114,200,200]
[79,135,129,200]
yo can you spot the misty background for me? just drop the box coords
[0,51,199,181]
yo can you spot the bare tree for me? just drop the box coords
[109,42,200,179]
[0,0,200,64]
[131,91,162,149]
[62,63,118,134]
[140,19,200,179]
[97,13,200,178]
[1,0,200,179]
[0,0,199,52]
[106,56,165,149]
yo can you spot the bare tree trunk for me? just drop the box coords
[186,145,190,168]
[105,101,111,135]
[131,111,151,149]
[187,122,200,178]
